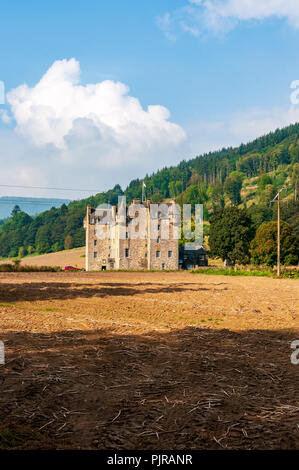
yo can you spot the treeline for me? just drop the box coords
[127,123,299,201]
[208,206,299,267]
[0,122,299,258]
[0,184,128,257]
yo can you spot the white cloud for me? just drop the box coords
[0,58,187,196]
[187,105,299,156]
[0,110,12,124]
[1,100,299,199]
[158,0,299,38]
[2,58,299,199]
[7,58,186,154]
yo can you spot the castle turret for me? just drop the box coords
[85,205,92,271]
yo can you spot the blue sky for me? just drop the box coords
[1,0,299,198]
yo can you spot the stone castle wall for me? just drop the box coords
[84,203,179,271]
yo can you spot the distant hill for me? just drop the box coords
[0,122,298,258]
[0,197,70,220]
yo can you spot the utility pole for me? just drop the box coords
[142,181,146,203]
[271,188,286,277]
[277,190,281,277]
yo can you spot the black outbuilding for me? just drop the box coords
[179,245,208,270]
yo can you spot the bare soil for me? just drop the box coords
[0,271,298,449]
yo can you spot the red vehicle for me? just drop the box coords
[63,265,79,271]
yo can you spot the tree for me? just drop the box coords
[64,234,74,250]
[27,245,34,255]
[289,141,299,163]
[280,200,299,235]
[250,221,299,267]
[259,174,272,191]
[168,181,177,198]
[151,191,164,203]
[35,226,51,253]
[18,246,25,258]
[175,181,183,195]
[60,203,68,215]
[209,207,255,264]
[0,232,10,257]
[224,174,243,205]
[207,182,224,209]
[11,205,21,217]
[51,242,60,252]
[183,184,208,206]
[184,185,200,205]
[291,163,299,200]
[258,184,276,206]
[248,204,272,231]
[229,171,246,181]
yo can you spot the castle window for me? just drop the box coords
[126,231,129,239]
[93,252,98,259]
[157,224,161,231]
[168,250,172,258]
[156,250,160,258]
[162,263,165,270]
[157,236,160,243]
[125,248,130,258]
[94,239,97,246]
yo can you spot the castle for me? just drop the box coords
[84,198,179,271]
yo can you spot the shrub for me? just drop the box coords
[209,207,255,264]
[250,221,299,267]
[0,263,62,272]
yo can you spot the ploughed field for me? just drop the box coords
[0,271,298,449]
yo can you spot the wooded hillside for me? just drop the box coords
[1,123,299,258]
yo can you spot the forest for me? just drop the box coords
[0,122,299,258]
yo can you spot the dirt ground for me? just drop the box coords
[0,271,298,450]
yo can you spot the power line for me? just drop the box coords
[0,184,100,192]
[0,200,70,205]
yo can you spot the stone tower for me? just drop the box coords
[84,199,179,271]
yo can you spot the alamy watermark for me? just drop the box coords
[92,197,203,248]
[0,81,5,105]
[0,341,4,365]
[290,340,299,365]
[290,80,299,105]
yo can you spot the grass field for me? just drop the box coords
[0,271,298,449]
[0,247,85,269]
